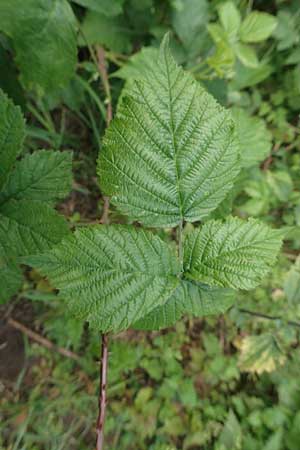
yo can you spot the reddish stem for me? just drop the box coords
[96,333,109,450]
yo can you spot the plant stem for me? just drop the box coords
[238,308,300,329]
[7,318,80,361]
[93,46,113,225]
[96,333,109,450]
[96,46,112,126]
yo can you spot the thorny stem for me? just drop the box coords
[94,47,112,450]
[96,333,109,450]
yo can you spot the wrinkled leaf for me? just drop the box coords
[184,217,283,290]
[0,199,69,256]
[99,35,240,227]
[27,226,180,332]
[0,150,73,203]
[134,280,234,330]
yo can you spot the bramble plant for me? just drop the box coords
[28,36,283,449]
[0,90,72,304]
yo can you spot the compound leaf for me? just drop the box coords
[134,280,234,330]
[27,225,181,333]
[0,0,77,92]
[184,217,283,290]
[0,150,73,203]
[0,199,69,256]
[0,90,25,190]
[98,34,240,227]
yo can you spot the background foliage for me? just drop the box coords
[0,0,300,449]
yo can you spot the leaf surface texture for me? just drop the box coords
[98,35,240,227]
[184,217,283,290]
[28,226,181,332]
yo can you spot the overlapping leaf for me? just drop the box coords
[0,150,73,203]
[134,280,234,330]
[27,226,181,332]
[0,200,69,256]
[184,217,283,290]
[98,35,240,227]
[0,92,72,302]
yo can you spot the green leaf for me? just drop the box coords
[0,90,25,190]
[27,226,181,332]
[71,0,124,16]
[232,108,272,168]
[134,280,234,330]
[266,170,293,202]
[218,1,241,40]
[0,150,73,203]
[80,10,132,53]
[284,256,300,303]
[113,47,159,81]
[0,242,22,304]
[172,0,209,54]
[263,430,283,450]
[0,44,25,109]
[217,410,242,450]
[274,11,299,51]
[238,334,286,374]
[0,0,77,92]
[230,61,274,90]
[234,43,258,68]
[98,35,240,227]
[239,12,278,43]
[184,217,283,290]
[0,199,69,256]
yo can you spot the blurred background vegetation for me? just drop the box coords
[0,0,300,449]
